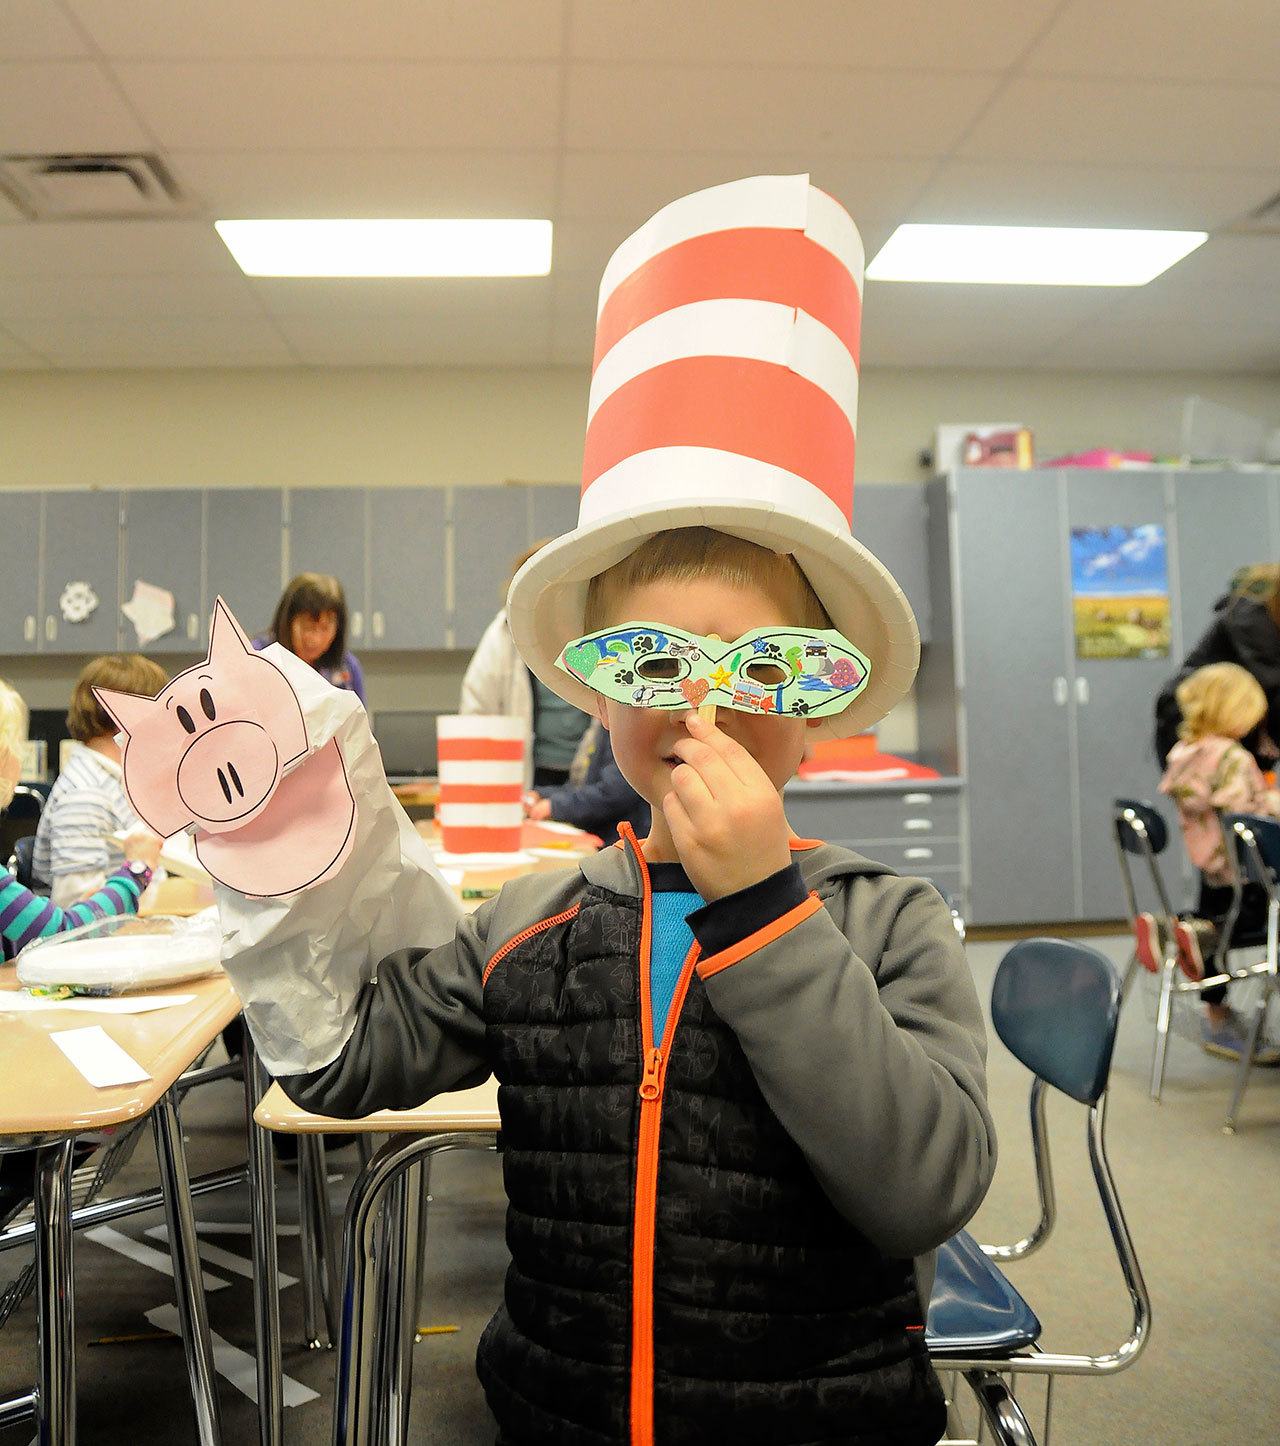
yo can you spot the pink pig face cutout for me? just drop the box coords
[94,599,308,841]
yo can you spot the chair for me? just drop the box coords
[6,836,37,891]
[1216,814,1280,1133]
[927,939,1151,1446]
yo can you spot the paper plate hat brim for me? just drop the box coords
[506,494,919,740]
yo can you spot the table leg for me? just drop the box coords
[411,1156,433,1338]
[298,1138,324,1350]
[152,1089,224,1446]
[243,1039,283,1446]
[34,1137,76,1446]
[306,1135,340,1347]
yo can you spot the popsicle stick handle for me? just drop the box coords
[698,634,719,726]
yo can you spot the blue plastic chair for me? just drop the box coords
[927,939,1151,1445]
[1217,814,1280,1133]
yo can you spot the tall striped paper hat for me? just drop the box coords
[507,173,918,738]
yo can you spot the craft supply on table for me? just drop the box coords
[16,911,223,994]
[50,1025,151,1088]
[0,991,196,1015]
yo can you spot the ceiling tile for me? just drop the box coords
[569,0,1060,71]
[172,149,559,219]
[66,1,566,60]
[906,161,1280,231]
[249,275,553,321]
[274,306,552,366]
[0,272,263,320]
[1025,0,1280,85]
[0,1,91,59]
[959,77,1280,169]
[115,60,562,151]
[4,313,297,367]
[558,151,934,224]
[860,281,1120,368]
[564,64,1000,159]
[0,60,153,151]
[0,326,49,366]
[549,272,597,365]
[0,220,239,277]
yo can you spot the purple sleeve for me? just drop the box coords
[1,867,144,954]
[344,651,367,706]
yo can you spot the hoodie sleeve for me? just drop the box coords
[689,870,995,1260]
[1224,600,1280,701]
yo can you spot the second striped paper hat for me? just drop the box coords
[507,173,918,738]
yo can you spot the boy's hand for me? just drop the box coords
[664,714,792,901]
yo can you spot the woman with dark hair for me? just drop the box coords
[260,572,367,705]
[1155,563,1280,769]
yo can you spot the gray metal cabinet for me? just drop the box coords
[287,488,369,648]
[41,491,122,654]
[368,489,448,649]
[854,484,932,643]
[950,471,1078,924]
[121,490,205,654]
[451,485,530,650]
[204,488,284,642]
[1065,470,1178,919]
[0,492,42,652]
[528,485,581,546]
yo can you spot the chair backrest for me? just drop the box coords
[1112,798,1167,856]
[1221,812,1280,890]
[9,835,37,890]
[991,938,1122,1106]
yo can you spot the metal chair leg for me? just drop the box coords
[297,1138,324,1350]
[1223,993,1268,1134]
[243,1041,283,1446]
[411,1156,433,1337]
[964,1369,1037,1446]
[306,1136,340,1348]
[152,1089,224,1446]
[34,1138,77,1446]
[1150,957,1177,1102]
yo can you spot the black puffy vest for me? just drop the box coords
[477,870,946,1446]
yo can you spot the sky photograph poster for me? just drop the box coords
[1070,523,1170,660]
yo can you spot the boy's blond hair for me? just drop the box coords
[1176,662,1267,743]
[0,677,28,758]
[583,527,831,633]
[68,655,169,742]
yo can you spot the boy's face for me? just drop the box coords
[595,575,816,808]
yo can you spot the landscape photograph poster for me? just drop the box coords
[1070,524,1171,660]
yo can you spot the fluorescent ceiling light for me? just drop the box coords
[866,224,1207,286]
[214,218,553,277]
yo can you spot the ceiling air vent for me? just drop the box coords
[0,153,187,220]
[1223,187,1280,238]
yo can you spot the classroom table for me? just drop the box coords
[255,1079,501,1446]
[0,966,241,1445]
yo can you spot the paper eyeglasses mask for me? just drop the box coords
[556,623,871,718]
[93,597,356,898]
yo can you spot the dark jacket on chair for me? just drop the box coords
[539,720,650,845]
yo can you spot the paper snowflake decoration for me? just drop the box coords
[59,581,100,624]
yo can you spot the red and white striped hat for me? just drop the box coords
[507,173,918,738]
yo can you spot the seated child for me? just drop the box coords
[33,654,166,905]
[524,717,650,844]
[226,177,994,1446]
[1160,661,1280,1061]
[0,677,157,961]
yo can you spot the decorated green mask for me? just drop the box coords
[555,622,871,718]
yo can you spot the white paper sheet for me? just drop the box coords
[0,992,195,1015]
[50,1025,152,1088]
[121,579,176,647]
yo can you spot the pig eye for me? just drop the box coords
[176,705,196,734]
[199,688,216,721]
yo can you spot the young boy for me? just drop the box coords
[270,175,995,1445]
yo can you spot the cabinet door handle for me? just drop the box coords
[372,611,385,640]
[904,818,933,831]
[1075,676,1090,705]
[1053,676,1069,706]
[351,610,364,639]
[187,613,199,640]
[24,616,36,643]
[45,616,56,643]
[903,792,933,805]
[904,847,934,861]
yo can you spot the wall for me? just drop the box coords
[4,363,1279,756]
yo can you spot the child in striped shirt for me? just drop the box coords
[0,678,157,962]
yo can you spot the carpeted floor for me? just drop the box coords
[1,930,1277,1444]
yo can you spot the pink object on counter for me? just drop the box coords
[1042,449,1155,469]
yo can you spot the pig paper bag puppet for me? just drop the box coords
[95,599,462,1076]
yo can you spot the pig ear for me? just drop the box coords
[93,686,159,739]
[207,597,255,668]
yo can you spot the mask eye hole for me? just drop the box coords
[199,688,216,721]
[176,705,196,735]
[634,654,687,682]
[743,660,790,686]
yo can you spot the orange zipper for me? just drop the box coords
[621,823,700,1446]
[481,903,581,986]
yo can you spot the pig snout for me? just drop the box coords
[176,722,281,825]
